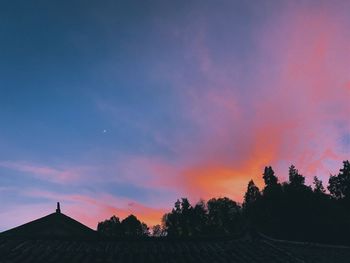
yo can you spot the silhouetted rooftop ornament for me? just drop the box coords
[0,202,96,239]
[56,202,61,214]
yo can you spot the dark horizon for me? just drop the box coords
[2,160,350,246]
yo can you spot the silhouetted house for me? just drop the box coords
[0,202,96,239]
[1,204,350,263]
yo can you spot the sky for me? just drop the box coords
[0,0,349,231]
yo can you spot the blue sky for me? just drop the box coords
[0,0,349,230]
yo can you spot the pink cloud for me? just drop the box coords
[84,4,350,207]
[110,155,182,194]
[145,3,350,200]
[0,160,91,184]
[4,5,348,229]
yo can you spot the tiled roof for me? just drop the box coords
[267,237,350,263]
[1,209,349,263]
[0,236,303,263]
[1,235,350,263]
[0,212,96,239]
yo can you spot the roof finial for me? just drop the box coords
[56,202,61,213]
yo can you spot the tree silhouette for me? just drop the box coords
[191,200,208,236]
[288,165,305,186]
[313,176,326,194]
[141,222,150,236]
[178,198,192,237]
[243,180,261,229]
[263,166,278,188]
[328,160,350,201]
[97,160,350,244]
[243,180,260,207]
[174,199,181,212]
[162,197,242,237]
[261,166,282,198]
[97,215,122,237]
[162,198,194,237]
[97,214,149,237]
[207,197,241,236]
[151,224,165,237]
[121,214,147,237]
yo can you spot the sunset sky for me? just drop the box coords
[0,0,349,230]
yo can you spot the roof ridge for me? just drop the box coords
[259,232,350,249]
[0,211,96,238]
[261,239,306,263]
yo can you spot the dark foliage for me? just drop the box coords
[97,214,149,238]
[161,197,243,237]
[245,161,350,244]
[328,160,350,201]
[243,180,260,207]
[313,176,325,194]
[151,224,166,237]
[207,197,242,236]
[162,198,204,237]
[98,160,350,244]
[263,166,278,188]
[97,215,122,237]
[288,164,305,187]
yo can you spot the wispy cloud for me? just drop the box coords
[1,2,349,231]
[132,3,350,201]
[0,160,90,184]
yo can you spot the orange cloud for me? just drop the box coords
[162,4,350,201]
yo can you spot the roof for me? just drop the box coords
[1,204,350,262]
[1,235,350,263]
[0,203,96,239]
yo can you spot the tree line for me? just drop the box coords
[97,160,350,244]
